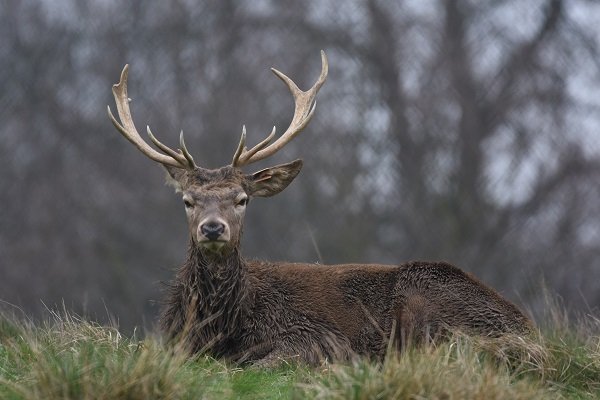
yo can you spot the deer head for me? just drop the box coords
[107,52,328,255]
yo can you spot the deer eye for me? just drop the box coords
[236,196,249,207]
[183,198,194,208]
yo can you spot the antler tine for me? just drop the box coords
[232,50,328,167]
[232,125,247,167]
[179,130,196,167]
[147,126,182,160]
[232,125,277,166]
[108,65,196,170]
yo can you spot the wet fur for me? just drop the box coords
[161,243,532,366]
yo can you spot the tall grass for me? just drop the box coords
[300,300,600,400]
[300,336,548,400]
[1,303,598,399]
[0,310,300,399]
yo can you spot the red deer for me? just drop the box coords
[108,51,532,366]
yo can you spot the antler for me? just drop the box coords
[107,65,197,170]
[232,50,328,167]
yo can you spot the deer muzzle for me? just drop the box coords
[197,218,231,251]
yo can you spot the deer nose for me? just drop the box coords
[200,221,225,241]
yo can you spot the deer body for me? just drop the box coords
[162,255,531,365]
[108,52,532,367]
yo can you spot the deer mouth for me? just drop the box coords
[197,239,228,253]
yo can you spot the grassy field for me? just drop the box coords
[0,306,598,399]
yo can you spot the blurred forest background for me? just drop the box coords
[1,0,599,332]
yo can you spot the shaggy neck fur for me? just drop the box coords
[162,240,249,357]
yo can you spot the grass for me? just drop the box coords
[0,310,303,400]
[0,306,598,399]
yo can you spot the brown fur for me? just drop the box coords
[159,164,533,366]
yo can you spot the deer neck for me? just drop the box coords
[187,242,247,295]
[182,241,249,336]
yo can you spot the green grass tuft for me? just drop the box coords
[299,335,551,400]
[1,306,598,399]
[0,310,304,400]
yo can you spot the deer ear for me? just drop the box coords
[163,165,186,192]
[245,159,303,197]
